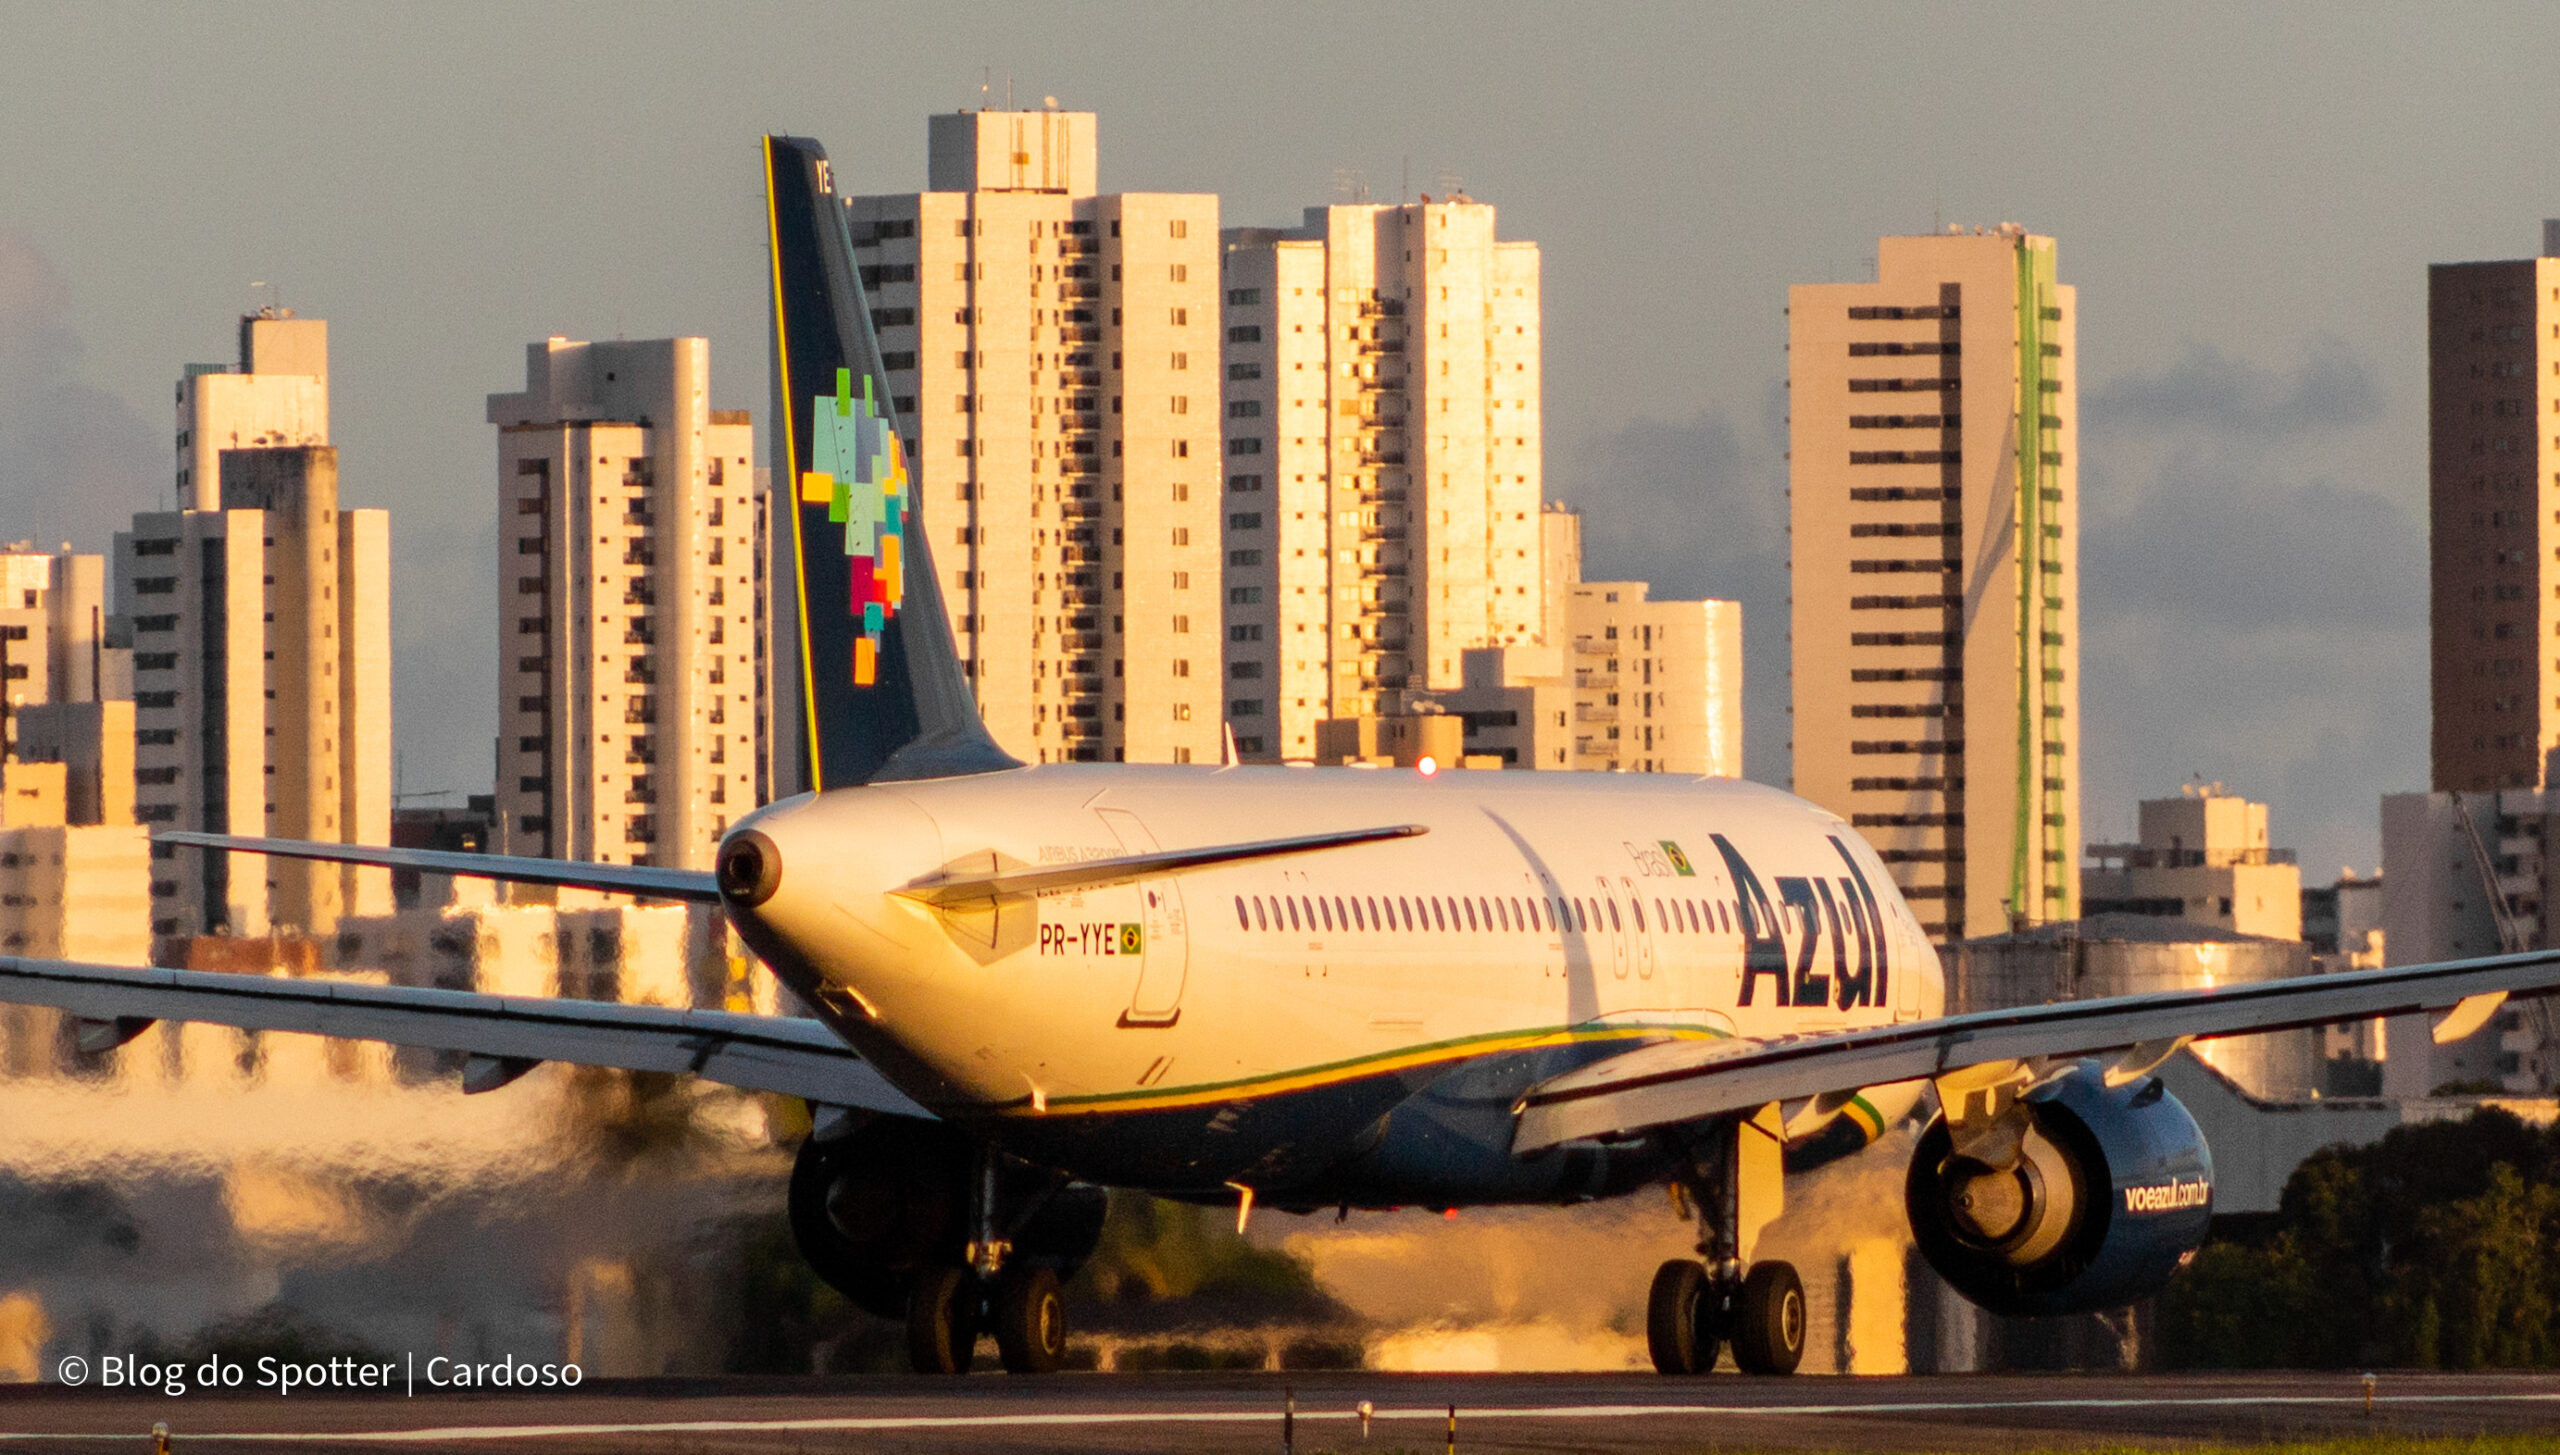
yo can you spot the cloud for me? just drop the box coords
[2082,454,2422,630]
[2083,334,2383,443]
[0,232,162,553]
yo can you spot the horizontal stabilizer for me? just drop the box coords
[894,824,1428,906]
[0,955,926,1115]
[154,831,721,903]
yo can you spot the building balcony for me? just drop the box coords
[1359,525,1407,542]
[1576,671,1616,689]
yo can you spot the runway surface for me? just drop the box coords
[6,1371,2560,1453]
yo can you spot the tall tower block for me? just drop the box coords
[840,110,1224,765]
[1790,228,2080,940]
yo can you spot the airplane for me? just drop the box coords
[7,133,2560,1379]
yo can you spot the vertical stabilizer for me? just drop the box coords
[764,135,1020,790]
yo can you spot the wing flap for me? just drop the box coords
[154,831,722,903]
[0,956,925,1116]
[1515,948,2560,1152]
[894,824,1427,906]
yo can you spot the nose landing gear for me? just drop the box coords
[1647,1104,1806,1376]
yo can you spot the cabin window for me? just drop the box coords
[1462,899,1478,932]
[1575,899,1591,932]
[1332,896,1349,930]
[1286,898,1302,932]
[1495,899,1512,932]
[1320,899,1335,932]
[1431,898,1448,932]
[1606,899,1622,932]
[1253,896,1270,931]
[1685,901,1700,933]
[1632,899,1647,932]
[1235,896,1249,930]
[1366,896,1382,930]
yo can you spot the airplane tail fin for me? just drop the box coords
[763,134,1020,791]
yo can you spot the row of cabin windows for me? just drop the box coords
[1233,890,1744,939]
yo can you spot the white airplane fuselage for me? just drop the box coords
[726,763,1943,1205]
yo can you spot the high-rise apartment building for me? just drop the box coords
[177,309,328,510]
[121,315,391,942]
[1790,227,2080,941]
[838,110,1223,766]
[487,338,758,870]
[1218,199,1544,760]
[2428,224,2560,792]
[1443,506,1742,774]
[0,547,116,723]
[0,546,147,962]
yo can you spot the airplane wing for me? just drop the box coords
[892,824,1429,906]
[0,955,927,1115]
[153,831,721,903]
[1513,947,2560,1152]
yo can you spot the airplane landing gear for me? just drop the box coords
[1645,1258,1721,1375]
[903,1144,1092,1374]
[906,1265,981,1374]
[1651,1104,1804,1376]
[994,1266,1068,1374]
[1730,1261,1807,1375]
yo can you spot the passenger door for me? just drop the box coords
[1096,808,1187,1025]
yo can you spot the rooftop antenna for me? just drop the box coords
[980,66,991,110]
[1402,156,1410,205]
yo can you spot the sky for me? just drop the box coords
[2,2,2555,880]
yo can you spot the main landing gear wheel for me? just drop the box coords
[906,1264,980,1374]
[1729,1260,1806,1375]
[1646,1260,1723,1375]
[994,1266,1068,1374]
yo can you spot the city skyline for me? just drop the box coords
[7,7,2560,878]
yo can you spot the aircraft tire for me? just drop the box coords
[1730,1261,1806,1375]
[1645,1259,1717,1375]
[994,1265,1069,1374]
[906,1264,981,1375]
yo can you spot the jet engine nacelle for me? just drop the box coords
[1905,1062,2212,1318]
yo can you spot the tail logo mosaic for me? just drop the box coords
[800,366,909,686]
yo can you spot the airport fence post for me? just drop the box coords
[151,1423,171,1455]
[1283,1384,1294,1454]
[1446,1401,1456,1454]
[2362,1372,2376,1417]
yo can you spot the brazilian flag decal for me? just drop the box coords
[1662,841,1696,877]
[1120,923,1145,955]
